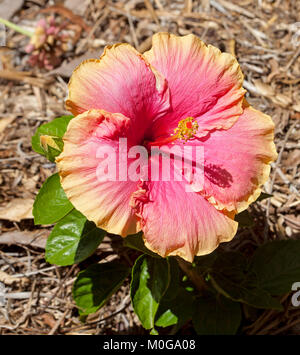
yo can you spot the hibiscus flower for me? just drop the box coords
[56,33,277,262]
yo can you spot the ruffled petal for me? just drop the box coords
[56,109,141,236]
[144,33,245,139]
[66,43,170,136]
[200,101,277,212]
[131,177,238,262]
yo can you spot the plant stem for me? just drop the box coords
[176,256,209,295]
[0,17,33,38]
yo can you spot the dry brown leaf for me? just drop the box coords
[0,0,23,20]
[253,79,275,97]
[292,104,300,113]
[0,116,15,134]
[272,93,293,108]
[252,80,292,108]
[0,230,48,248]
[0,198,34,221]
[0,271,16,285]
[50,50,101,77]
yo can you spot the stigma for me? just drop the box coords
[173,117,199,142]
[148,116,198,147]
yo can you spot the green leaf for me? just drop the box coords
[32,115,73,162]
[154,258,192,329]
[150,328,159,335]
[193,250,219,274]
[250,240,300,296]
[257,192,273,201]
[155,287,194,329]
[192,294,241,335]
[210,252,283,310]
[73,261,130,315]
[130,255,170,329]
[33,173,73,225]
[124,232,159,258]
[46,209,105,266]
[160,258,180,301]
[45,145,61,162]
[234,210,255,228]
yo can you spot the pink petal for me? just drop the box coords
[200,101,277,212]
[25,43,34,53]
[37,19,47,28]
[66,44,170,137]
[144,33,245,139]
[56,109,141,237]
[47,26,56,35]
[131,171,238,263]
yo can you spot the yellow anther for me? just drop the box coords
[174,117,198,142]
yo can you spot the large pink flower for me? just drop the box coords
[56,33,277,262]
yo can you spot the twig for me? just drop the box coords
[13,266,59,278]
[44,264,77,308]
[126,8,139,48]
[60,295,131,334]
[176,257,208,294]
[0,70,50,88]
[264,121,298,240]
[284,46,300,72]
[271,314,300,335]
[0,17,33,37]
[5,292,50,299]
[144,0,159,25]
[48,310,68,335]
[217,0,255,18]
[0,279,37,330]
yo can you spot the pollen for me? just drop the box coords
[174,117,199,142]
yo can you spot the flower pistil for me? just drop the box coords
[148,116,199,147]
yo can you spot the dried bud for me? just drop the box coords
[26,16,73,70]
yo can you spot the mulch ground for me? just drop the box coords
[0,0,299,334]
